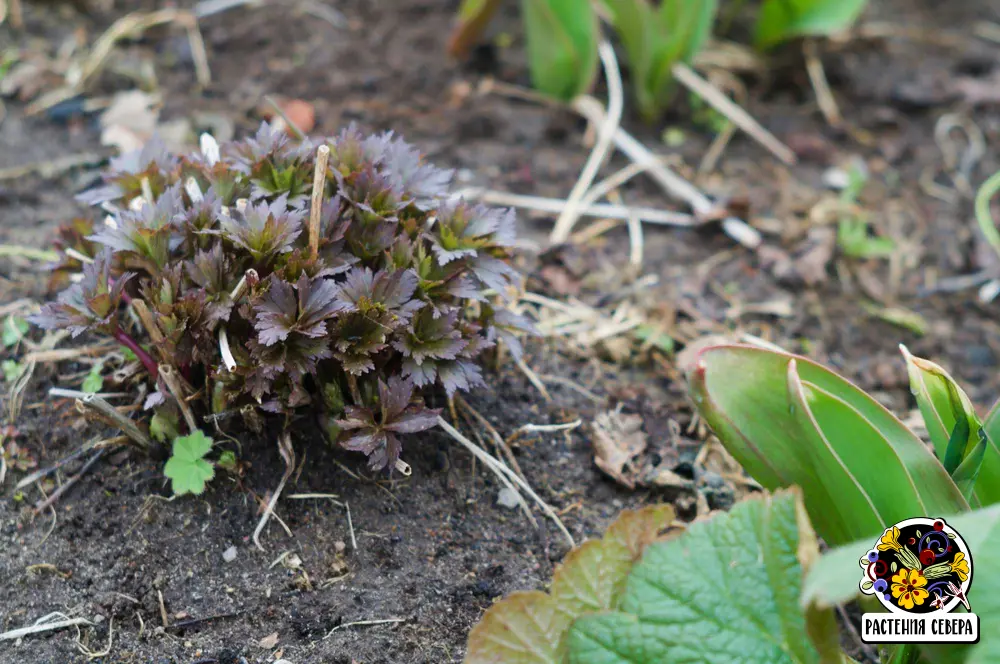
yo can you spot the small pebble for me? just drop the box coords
[496,488,520,509]
[222,546,238,563]
[334,541,346,554]
[821,167,850,190]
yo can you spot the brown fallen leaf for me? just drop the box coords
[591,407,647,489]
[258,631,279,649]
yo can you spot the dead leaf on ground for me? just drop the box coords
[258,631,279,649]
[100,90,192,154]
[591,407,647,489]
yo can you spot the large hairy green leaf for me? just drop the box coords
[464,505,675,663]
[688,345,968,546]
[567,491,842,664]
[804,503,1000,664]
[755,0,867,50]
[522,0,599,101]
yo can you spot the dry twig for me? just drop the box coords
[551,42,624,243]
[253,433,295,550]
[437,417,574,547]
[672,62,796,165]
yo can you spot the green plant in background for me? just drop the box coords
[522,0,600,100]
[448,0,870,121]
[836,167,895,259]
[601,0,717,121]
[755,0,868,50]
[449,0,599,101]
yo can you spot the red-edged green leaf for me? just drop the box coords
[567,491,842,664]
[688,344,968,546]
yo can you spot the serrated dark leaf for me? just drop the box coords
[336,377,440,470]
[30,249,134,337]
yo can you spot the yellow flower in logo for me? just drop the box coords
[878,526,902,552]
[950,552,970,582]
[891,568,929,610]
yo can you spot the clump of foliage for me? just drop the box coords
[32,123,532,480]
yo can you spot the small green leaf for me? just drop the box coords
[149,409,180,443]
[567,490,840,664]
[632,324,674,354]
[2,359,25,383]
[163,430,215,496]
[81,362,104,394]
[2,316,28,348]
[464,505,675,663]
[217,450,238,472]
[755,0,867,50]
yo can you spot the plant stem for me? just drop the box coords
[113,328,159,380]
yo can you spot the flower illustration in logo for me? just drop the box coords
[949,552,970,582]
[859,517,973,615]
[878,526,902,552]
[891,568,929,610]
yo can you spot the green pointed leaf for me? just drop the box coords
[687,344,968,547]
[905,346,1000,506]
[150,409,180,443]
[163,430,215,496]
[522,0,599,101]
[804,504,1000,664]
[953,430,989,502]
[2,315,28,348]
[567,491,842,664]
[755,0,867,50]
[464,505,675,663]
[785,358,883,545]
[944,415,972,476]
[81,361,104,394]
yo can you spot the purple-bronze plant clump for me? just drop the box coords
[33,123,533,471]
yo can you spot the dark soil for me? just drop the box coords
[1,1,999,662]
